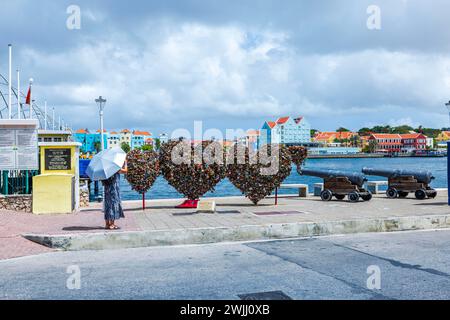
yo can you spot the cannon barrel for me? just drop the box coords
[362,167,434,184]
[299,169,367,187]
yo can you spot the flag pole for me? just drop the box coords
[8,44,12,119]
[29,78,33,119]
[17,69,20,119]
[44,101,47,130]
[52,107,55,130]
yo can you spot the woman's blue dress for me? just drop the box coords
[102,173,124,221]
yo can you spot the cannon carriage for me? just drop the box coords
[299,169,372,202]
[362,167,437,200]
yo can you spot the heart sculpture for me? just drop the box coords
[288,146,308,168]
[126,149,160,195]
[226,144,292,205]
[159,140,226,200]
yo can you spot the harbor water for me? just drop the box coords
[99,157,447,201]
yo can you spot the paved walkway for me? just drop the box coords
[0,192,449,260]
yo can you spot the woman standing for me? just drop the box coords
[102,161,127,230]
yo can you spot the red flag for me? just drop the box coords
[25,87,31,104]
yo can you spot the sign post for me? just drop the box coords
[0,119,39,172]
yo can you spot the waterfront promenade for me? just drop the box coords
[1,191,449,260]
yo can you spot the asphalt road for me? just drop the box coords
[1,229,450,300]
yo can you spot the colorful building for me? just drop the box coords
[313,131,358,146]
[369,133,428,154]
[107,131,120,149]
[245,130,260,151]
[131,130,152,149]
[368,134,402,153]
[401,133,427,153]
[119,129,132,147]
[73,129,108,154]
[259,116,311,146]
[436,131,450,142]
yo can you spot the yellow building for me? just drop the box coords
[37,129,72,143]
[436,131,450,142]
[120,129,132,146]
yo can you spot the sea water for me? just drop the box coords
[115,157,447,201]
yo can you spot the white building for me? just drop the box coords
[259,116,311,147]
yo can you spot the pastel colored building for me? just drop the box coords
[131,130,152,149]
[73,129,108,154]
[369,133,428,154]
[436,131,450,142]
[159,133,169,145]
[308,147,361,155]
[119,129,132,147]
[245,130,260,151]
[259,116,311,147]
[107,131,120,149]
[368,134,402,153]
[401,133,427,153]
[313,131,358,146]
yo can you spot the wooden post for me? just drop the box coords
[142,192,145,210]
[275,187,278,205]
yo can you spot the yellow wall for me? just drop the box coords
[32,174,74,214]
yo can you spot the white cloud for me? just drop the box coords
[5,17,450,132]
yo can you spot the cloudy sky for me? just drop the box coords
[1,0,450,136]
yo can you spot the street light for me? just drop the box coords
[95,96,107,151]
[446,101,450,206]
[446,101,450,127]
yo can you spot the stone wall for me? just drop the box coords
[79,179,90,208]
[0,195,32,212]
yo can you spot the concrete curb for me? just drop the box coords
[22,214,450,251]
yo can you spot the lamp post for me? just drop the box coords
[95,96,107,151]
[446,101,450,206]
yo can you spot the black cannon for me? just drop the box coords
[362,167,437,200]
[299,169,372,202]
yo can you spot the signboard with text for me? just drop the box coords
[0,126,38,171]
[44,148,72,171]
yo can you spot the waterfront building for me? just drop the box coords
[159,133,169,145]
[131,130,152,149]
[259,116,311,146]
[436,131,450,142]
[245,130,260,151]
[119,129,132,147]
[308,146,360,156]
[107,131,120,149]
[73,129,108,154]
[401,133,427,153]
[426,137,434,149]
[368,134,402,153]
[313,131,358,146]
[368,133,428,154]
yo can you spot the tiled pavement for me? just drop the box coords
[1,192,449,260]
[0,206,139,260]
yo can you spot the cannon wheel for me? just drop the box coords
[335,194,346,200]
[348,191,360,203]
[428,190,437,198]
[398,191,408,198]
[415,189,427,200]
[386,188,398,199]
[320,189,333,201]
[361,192,372,201]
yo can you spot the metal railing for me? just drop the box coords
[0,170,39,195]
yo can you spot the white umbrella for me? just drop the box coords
[86,147,127,181]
